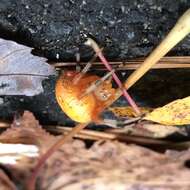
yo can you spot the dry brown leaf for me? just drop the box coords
[0,111,57,185]
[109,106,152,118]
[39,140,190,190]
[0,38,55,96]
[144,97,190,125]
[0,111,54,149]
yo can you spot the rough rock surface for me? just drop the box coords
[0,0,189,61]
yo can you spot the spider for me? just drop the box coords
[28,9,190,190]
[56,70,116,123]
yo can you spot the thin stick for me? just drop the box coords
[54,62,190,70]
[85,38,141,116]
[0,121,166,146]
[46,125,188,149]
[124,9,190,89]
[27,122,89,190]
[0,121,188,151]
[72,48,103,84]
[120,63,190,70]
[52,55,190,69]
[79,69,115,99]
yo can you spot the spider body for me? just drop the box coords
[55,71,115,123]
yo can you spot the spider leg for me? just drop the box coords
[72,48,103,84]
[75,52,81,72]
[79,69,115,99]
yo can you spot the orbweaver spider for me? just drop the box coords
[28,9,190,190]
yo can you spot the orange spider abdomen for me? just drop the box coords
[55,71,100,123]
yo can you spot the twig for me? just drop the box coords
[0,121,189,150]
[104,8,190,109]
[45,125,166,145]
[53,56,190,70]
[53,60,190,70]
[72,49,103,84]
[45,125,190,149]
[0,121,164,146]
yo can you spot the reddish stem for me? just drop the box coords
[98,53,141,115]
[27,123,88,190]
[85,39,141,116]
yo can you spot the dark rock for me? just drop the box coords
[0,0,189,61]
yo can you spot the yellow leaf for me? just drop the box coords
[144,96,190,125]
[108,106,152,118]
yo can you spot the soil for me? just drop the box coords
[0,0,190,125]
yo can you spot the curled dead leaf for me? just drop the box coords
[144,97,190,125]
[39,141,190,190]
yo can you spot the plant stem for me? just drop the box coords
[124,9,190,89]
[27,123,89,190]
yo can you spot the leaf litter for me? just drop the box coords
[0,111,189,190]
[0,38,55,96]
